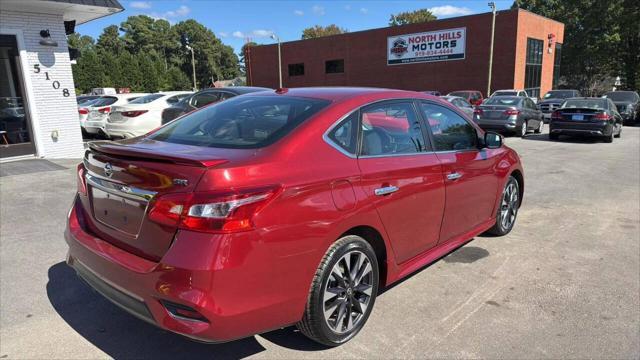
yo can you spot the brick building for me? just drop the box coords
[0,0,123,160]
[247,8,564,99]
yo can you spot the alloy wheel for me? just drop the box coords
[500,181,519,230]
[521,121,528,137]
[323,250,373,334]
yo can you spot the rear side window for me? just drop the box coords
[421,103,477,151]
[327,111,359,155]
[166,94,190,104]
[360,102,425,156]
[190,92,221,108]
[150,96,330,148]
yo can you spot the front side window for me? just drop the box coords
[360,102,425,156]
[421,103,477,151]
[150,96,330,149]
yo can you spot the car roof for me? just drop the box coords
[245,87,436,103]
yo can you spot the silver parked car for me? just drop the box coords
[440,95,475,118]
[474,96,543,137]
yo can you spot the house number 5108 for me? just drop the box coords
[34,64,70,97]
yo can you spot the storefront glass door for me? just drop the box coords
[0,34,36,158]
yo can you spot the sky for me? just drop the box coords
[78,0,515,54]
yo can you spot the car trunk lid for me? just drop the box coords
[82,139,232,261]
[554,108,604,122]
[478,105,517,120]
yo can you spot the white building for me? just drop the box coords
[0,0,123,160]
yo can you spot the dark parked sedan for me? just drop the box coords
[538,89,581,123]
[603,91,639,125]
[474,96,543,137]
[161,86,271,124]
[549,97,622,142]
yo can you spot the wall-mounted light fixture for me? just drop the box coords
[39,29,58,47]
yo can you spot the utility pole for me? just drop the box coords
[181,33,197,91]
[270,34,283,88]
[487,2,497,98]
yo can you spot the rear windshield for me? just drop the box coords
[484,97,522,106]
[544,90,576,99]
[91,96,118,107]
[493,91,518,96]
[448,91,471,98]
[562,99,607,109]
[129,94,164,104]
[604,92,639,102]
[149,95,331,148]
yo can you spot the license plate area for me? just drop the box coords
[572,114,584,121]
[91,187,147,236]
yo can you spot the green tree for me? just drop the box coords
[512,0,638,93]
[301,24,347,39]
[96,25,125,54]
[72,49,105,93]
[164,66,192,90]
[389,9,437,26]
[240,41,257,75]
[67,33,95,52]
[172,19,240,88]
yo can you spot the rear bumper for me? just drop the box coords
[476,120,518,132]
[550,122,611,136]
[65,196,307,343]
[105,122,152,139]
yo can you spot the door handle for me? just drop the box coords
[446,172,463,181]
[374,186,399,196]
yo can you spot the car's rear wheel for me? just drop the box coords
[614,125,621,138]
[486,176,520,236]
[297,235,379,346]
[604,129,614,143]
[520,120,528,137]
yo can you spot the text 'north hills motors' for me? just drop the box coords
[388,27,466,65]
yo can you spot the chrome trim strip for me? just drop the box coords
[86,173,157,202]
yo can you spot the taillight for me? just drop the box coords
[78,108,88,115]
[551,110,563,121]
[148,186,281,233]
[504,109,521,116]
[473,108,483,115]
[121,110,148,117]
[593,112,611,121]
[77,163,87,196]
[98,107,111,114]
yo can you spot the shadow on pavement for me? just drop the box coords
[46,262,327,359]
[522,133,606,143]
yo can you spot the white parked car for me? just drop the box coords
[491,89,538,104]
[82,93,149,136]
[105,91,192,138]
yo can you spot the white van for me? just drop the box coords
[90,87,116,95]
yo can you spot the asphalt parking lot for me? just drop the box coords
[1,127,639,359]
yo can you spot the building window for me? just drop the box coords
[288,63,304,76]
[553,43,562,88]
[524,38,543,98]
[325,59,344,74]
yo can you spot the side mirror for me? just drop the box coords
[484,131,503,149]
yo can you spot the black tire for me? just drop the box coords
[604,130,614,143]
[297,235,379,346]
[486,176,520,236]
[534,119,543,134]
[549,132,559,140]
[520,120,528,138]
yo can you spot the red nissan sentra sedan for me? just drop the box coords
[65,87,524,346]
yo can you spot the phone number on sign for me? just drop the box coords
[412,48,454,57]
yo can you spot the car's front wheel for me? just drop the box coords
[486,176,520,236]
[297,235,379,346]
[520,120,528,137]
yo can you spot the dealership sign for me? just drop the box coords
[387,27,466,65]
